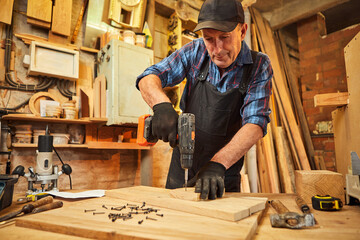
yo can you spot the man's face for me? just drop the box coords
[202,24,247,69]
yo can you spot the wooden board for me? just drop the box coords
[52,0,72,36]
[251,7,310,170]
[100,75,107,118]
[0,0,14,24]
[106,186,267,221]
[314,92,349,107]
[15,189,265,240]
[169,187,200,201]
[93,75,101,118]
[27,17,51,29]
[27,0,52,23]
[331,32,360,185]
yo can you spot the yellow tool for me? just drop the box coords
[311,195,343,211]
[16,193,50,204]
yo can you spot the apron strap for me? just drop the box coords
[196,56,210,82]
[239,50,258,95]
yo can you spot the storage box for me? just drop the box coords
[295,170,344,204]
[0,175,18,211]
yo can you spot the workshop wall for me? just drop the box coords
[297,14,360,171]
[0,0,141,194]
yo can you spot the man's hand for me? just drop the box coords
[193,161,226,200]
[152,102,178,148]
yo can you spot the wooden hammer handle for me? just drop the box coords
[269,200,290,214]
[32,196,53,208]
[32,201,63,214]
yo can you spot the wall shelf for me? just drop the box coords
[12,142,149,150]
[2,114,108,124]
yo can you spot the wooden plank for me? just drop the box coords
[333,31,360,182]
[256,141,271,193]
[0,224,89,240]
[274,126,295,193]
[48,31,69,44]
[100,75,106,118]
[169,187,200,201]
[262,125,280,193]
[295,170,344,204]
[52,0,72,36]
[106,186,267,221]
[251,7,310,170]
[27,0,52,23]
[314,92,349,107]
[93,75,101,118]
[267,0,349,29]
[0,0,14,24]
[27,17,51,29]
[277,31,317,170]
[79,46,99,53]
[16,194,264,240]
[87,141,150,150]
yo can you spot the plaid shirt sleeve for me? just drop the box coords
[136,42,198,89]
[241,53,273,136]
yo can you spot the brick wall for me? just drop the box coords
[297,15,360,171]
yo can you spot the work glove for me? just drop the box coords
[152,102,178,148]
[190,161,226,200]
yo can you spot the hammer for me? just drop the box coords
[269,200,315,229]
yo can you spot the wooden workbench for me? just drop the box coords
[0,189,359,239]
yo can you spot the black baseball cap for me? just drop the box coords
[193,0,244,32]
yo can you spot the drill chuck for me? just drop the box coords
[180,154,193,170]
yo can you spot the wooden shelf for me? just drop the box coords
[3,114,108,124]
[86,141,150,150]
[12,143,88,148]
[12,142,149,150]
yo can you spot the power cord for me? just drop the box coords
[53,146,73,189]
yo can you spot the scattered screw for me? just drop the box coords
[111,206,126,211]
[146,216,157,221]
[93,212,105,215]
[84,209,96,212]
[127,203,137,207]
[141,202,146,208]
[156,214,164,217]
[102,205,108,209]
[138,220,144,224]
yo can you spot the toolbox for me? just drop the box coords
[0,175,19,211]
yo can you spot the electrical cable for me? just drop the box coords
[1,24,54,92]
[53,146,73,190]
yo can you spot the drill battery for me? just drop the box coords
[311,195,343,211]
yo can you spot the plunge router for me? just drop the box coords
[137,113,195,189]
[13,127,72,195]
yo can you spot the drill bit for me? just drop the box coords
[184,169,188,191]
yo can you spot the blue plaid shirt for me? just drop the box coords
[136,39,273,135]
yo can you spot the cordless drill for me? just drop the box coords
[137,113,195,189]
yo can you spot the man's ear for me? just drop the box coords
[241,23,248,40]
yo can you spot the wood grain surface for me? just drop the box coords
[106,186,267,221]
[15,192,264,240]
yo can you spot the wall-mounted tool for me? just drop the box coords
[269,200,315,229]
[13,126,72,195]
[312,195,343,211]
[137,113,195,189]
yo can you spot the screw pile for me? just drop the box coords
[85,202,164,223]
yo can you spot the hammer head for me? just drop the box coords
[270,212,315,229]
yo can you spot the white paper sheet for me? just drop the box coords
[47,190,105,199]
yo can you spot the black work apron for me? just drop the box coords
[166,51,258,192]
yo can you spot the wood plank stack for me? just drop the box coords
[245,8,324,194]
